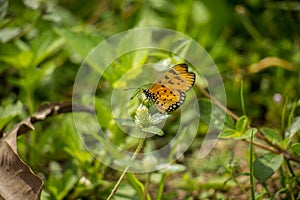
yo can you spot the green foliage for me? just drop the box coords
[0,0,299,199]
[46,161,79,200]
[253,153,284,183]
[290,143,300,155]
[114,105,169,136]
[219,115,258,140]
[260,127,283,146]
[0,101,23,130]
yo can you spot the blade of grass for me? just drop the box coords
[156,174,167,200]
[287,101,297,129]
[142,173,151,200]
[126,172,144,198]
[240,80,246,115]
[281,97,288,134]
[126,172,152,200]
[249,130,255,199]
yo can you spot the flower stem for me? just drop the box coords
[107,132,146,200]
[142,173,151,200]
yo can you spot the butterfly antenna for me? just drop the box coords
[130,90,141,100]
[123,87,142,100]
[123,87,140,91]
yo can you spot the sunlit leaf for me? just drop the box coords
[219,127,257,140]
[30,31,64,67]
[150,113,169,125]
[191,1,210,24]
[289,143,300,155]
[95,98,112,128]
[260,127,282,146]
[23,0,39,9]
[219,128,237,139]
[0,0,8,21]
[114,118,137,127]
[56,28,104,58]
[0,27,21,42]
[142,125,164,136]
[158,163,186,173]
[243,128,257,139]
[286,117,300,138]
[0,43,33,68]
[235,115,248,133]
[0,101,23,130]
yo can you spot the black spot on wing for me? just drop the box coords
[165,90,186,112]
[168,80,174,85]
[169,68,177,75]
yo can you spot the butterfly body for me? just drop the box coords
[142,64,195,113]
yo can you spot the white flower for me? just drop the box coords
[135,104,151,128]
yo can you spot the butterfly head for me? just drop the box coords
[141,89,150,98]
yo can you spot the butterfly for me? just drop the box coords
[142,63,196,113]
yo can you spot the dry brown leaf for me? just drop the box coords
[247,56,296,74]
[0,102,94,200]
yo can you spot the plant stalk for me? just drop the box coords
[107,133,146,200]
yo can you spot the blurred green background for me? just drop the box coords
[0,0,299,199]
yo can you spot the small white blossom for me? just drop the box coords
[135,104,151,128]
[135,104,169,128]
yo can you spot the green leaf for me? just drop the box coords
[56,28,104,58]
[23,0,39,9]
[132,49,149,68]
[126,173,144,199]
[0,27,21,43]
[30,31,64,67]
[191,1,210,25]
[142,125,164,136]
[254,153,283,183]
[0,0,8,21]
[114,118,137,127]
[219,128,237,139]
[0,43,33,68]
[260,127,282,146]
[0,31,63,69]
[158,163,186,173]
[286,117,300,138]
[47,167,78,200]
[95,98,112,128]
[289,143,300,155]
[219,127,257,140]
[150,113,169,125]
[235,115,248,133]
[0,101,23,130]
[242,128,257,139]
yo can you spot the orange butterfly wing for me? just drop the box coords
[143,63,196,113]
